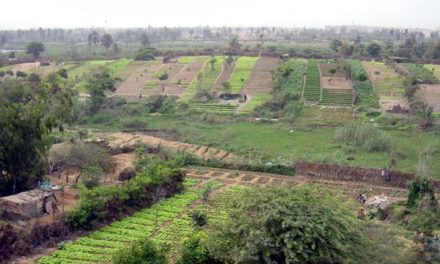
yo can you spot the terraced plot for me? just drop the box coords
[180,57,224,102]
[320,89,353,106]
[418,84,440,112]
[188,103,237,114]
[318,63,352,106]
[347,60,379,109]
[228,56,258,93]
[402,63,438,83]
[239,93,272,114]
[425,64,440,81]
[303,59,321,102]
[362,61,408,111]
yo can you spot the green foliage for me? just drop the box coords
[85,68,120,113]
[154,70,169,81]
[113,240,167,264]
[367,42,381,56]
[82,165,103,189]
[26,41,45,59]
[15,70,27,78]
[227,57,258,93]
[348,60,379,109]
[190,211,208,227]
[177,234,220,264]
[57,68,68,79]
[401,63,438,83]
[66,161,183,230]
[335,122,391,152]
[407,177,436,208]
[0,74,74,195]
[205,186,370,263]
[145,95,178,114]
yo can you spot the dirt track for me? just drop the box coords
[100,132,241,163]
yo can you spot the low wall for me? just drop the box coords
[295,161,440,192]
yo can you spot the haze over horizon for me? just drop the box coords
[1,0,439,30]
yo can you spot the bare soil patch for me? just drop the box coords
[419,84,440,112]
[321,77,351,90]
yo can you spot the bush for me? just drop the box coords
[66,161,184,229]
[335,123,391,152]
[177,234,220,264]
[134,48,156,61]
[191,211,208,227]
[113,240,167,264]
[16,71,27,78]
[121,117,148,131]
[205,186,374,263]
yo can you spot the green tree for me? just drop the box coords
[101,34,114,51]
[209,56,217,71]
[26,41,45,60]
[367,42,381,56]
[0,74,74,195]
[330,39,343,52]
[206,186,370,263]
[84,69,119,113]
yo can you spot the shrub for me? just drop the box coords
[0,71,5,77]
[191,211,208,227]
[113,240,167,264]
[335,123,391,152]
[16,71,27,78]
[177,234,220,264]
[121,117,148,130]
[134,48,155,61]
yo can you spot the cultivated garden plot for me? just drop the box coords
[424,64,440,81]
[227,56,259,93]
[418,84,440,112]
[318,63,353,106]
[362,61,408,111]
[401,63,438,83]
[303,59,321,102]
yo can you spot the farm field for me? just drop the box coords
[277,58,307,94]
[303,59,321,101]
[347,60,379,109]
[320,89,352,106]
[362,61,408,111]
[424,64,440,81]
[180,57,223,102]
[318,62,352,106]
[244,56,279,94]
[401,63,438,83]
[227,56,258,93]
[418,84,440,112]
[38,178,203,264]
[239,93,272,114]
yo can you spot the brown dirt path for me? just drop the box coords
[99,132,241,163]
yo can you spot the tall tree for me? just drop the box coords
[0,74,74,195]
[85,69,119,113]
[88,31,100,47]
[26,41,45,60]
[101,34,114,50]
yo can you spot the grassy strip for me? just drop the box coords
[240,93,272,114]
[303,59,321,101]
[228,57,259,93]
[402,63,438,83]
[348,59,379,109]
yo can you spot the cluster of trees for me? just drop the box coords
[0,71,74,195]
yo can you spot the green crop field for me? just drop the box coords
[38,179,202,264]
[402,63,438,83]
[275,59,306,94]
[188,103,236,114]
[178,56,209,64]
[228,56,258,93]
[347,60,379,109]
[425,64,440,81]
[239,93,272,114]
[303,59,321,101]
[362,61,405,96]
[180,57,223,102]
[320,89,352,106]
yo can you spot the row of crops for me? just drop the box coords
[188,103,237,114]
[228,57,259,93]
[347,59,379,109]
[303,59,321,101]
[320,89,353,106]
[38,178,201,264]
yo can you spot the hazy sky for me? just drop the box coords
[1,0,439,29]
